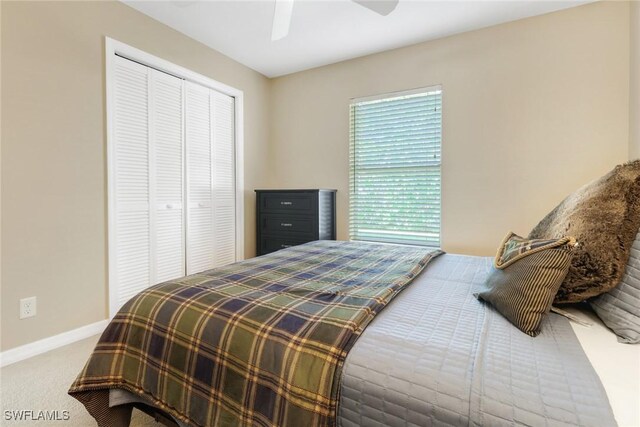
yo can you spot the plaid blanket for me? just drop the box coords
[69,240,441,427]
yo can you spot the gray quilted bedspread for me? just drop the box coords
[339,254,617,427]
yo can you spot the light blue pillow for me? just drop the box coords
[591,231,640,344]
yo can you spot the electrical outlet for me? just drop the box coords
[20,297,37,319]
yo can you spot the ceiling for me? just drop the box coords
[123,0,594,78]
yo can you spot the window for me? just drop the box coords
[349,86,442,247]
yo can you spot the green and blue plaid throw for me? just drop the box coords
[69,240,441,427]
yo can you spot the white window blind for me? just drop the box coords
[349,86,442,247]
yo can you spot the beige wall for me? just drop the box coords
[270,1,630,256]
[631,1,640,159]
[0,1,271,351]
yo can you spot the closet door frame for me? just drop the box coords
[106,37,245,318]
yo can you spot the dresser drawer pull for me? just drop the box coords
[280,201,293,206]
[281,244,292,248]
[280,223,293,227]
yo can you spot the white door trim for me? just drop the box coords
[105,37,245,318]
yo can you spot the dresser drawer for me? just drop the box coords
[261,214,317,235]
[258,192,315,214]
[259,236,312,255]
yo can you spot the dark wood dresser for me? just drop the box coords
[255,189,337,256]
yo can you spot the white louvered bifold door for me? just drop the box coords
[110,55,238,314]
[112,56,151,307]
[185,82,215,274]
[211,92,236,267]
[150,70,185,284]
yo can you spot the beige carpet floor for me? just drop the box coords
[0,335,160,426]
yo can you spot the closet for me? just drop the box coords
[109,54,237,314]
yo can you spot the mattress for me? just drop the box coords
[567,306,640,427]
[339,254,617,427]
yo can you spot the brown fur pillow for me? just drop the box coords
[528,160,640,303]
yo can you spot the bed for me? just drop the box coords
[70,242,625,427]
[339,254,632,427]
[565,306,640,427]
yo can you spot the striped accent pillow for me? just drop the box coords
[476,232,577,336]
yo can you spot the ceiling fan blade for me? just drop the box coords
[352,0,399,16]
[272,0,295,41]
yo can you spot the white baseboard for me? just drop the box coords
[0,319,109,368]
